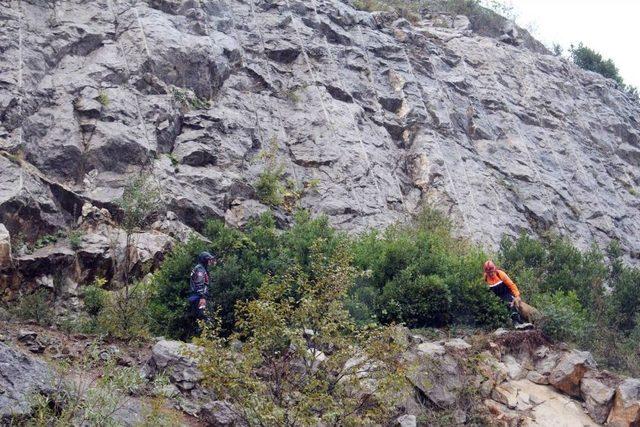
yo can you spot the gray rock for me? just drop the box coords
[443,338,472,351]
[526,370,549,385]
[0,342,59,422]
[0,223,11,270]
[607,378,640,427]
[224,199,270,228]
[417,341,446,357]
[145,340,203,391]
[549,350,596,397]
[396,414,417,427]
[503,355,526,380]
[408,352,463,407]
[1,0,640,279]
[200,400,243,426]
[581,377,615,424]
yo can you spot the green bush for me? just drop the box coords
[607,263,640,332]
[570,43,624,85]
[379,273,452,327]
[534,290,591,343]
[83,279,108,317]
[349,208,505,328]
[255,165,285,207]
[11,289,54,325]
[149,211,343,339]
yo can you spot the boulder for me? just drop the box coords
[548,350,596,397]
[224,199,270,229]
[580,377,615,424]
[443,338,472,352]
[396,414,417,427]
[416,341,446,357]
[144,340,203,391]
[408,353,462,407]
[199,400,243,426]
[607,378,640,427]
[533,346,562,376]
[0,342,59,422]
[0,223,11,270]
[503,355,526,380]
[526,371,549,385]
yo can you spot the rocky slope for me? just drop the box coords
[3,324,640,426]
[1,0,640,278]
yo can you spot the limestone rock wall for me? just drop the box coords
[1,0,639,259]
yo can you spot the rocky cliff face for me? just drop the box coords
[1,0,640,270]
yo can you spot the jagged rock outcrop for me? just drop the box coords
[0,341,60,422]
[1,0,639,277]
[607,379,640,427]
[0,223,10,270]
[144,340,203,392]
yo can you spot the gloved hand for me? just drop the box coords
[198,298,206,310]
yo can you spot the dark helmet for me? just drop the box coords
[197,251,216,266]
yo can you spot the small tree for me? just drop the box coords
[117,174,162,294]
[193,242,407,425]
[111,174,162,338]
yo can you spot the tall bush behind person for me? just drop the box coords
[149,211,344,339]
[349,208,507,328]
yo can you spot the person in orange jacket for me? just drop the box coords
[483,260,523,324]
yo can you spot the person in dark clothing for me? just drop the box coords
[188,251,217,330]
[483,260,524,325]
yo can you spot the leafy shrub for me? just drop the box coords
[68,230,84,251]
[380,273,452,327]
[534,290,591,343]
[349,207,503,328]
[11,289,54,325]
[97,283,152,340]
[255,164,285,206]
[607,262,640,332]
[499,234,607,308]
[83,278,108,317]
[570,43,623,85]
[149,212,343,339]
[193,243,407,426]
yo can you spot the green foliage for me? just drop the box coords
[499,234,640,375]
[380,273,451,327]
[193,243,407,426]
[83,277,108,317]
[68,229,84,251]
[570,43,623,85]
[33,231,66,250]
[349,208,506,328]
[97,283,152,340]
[534,290,591,343]
[255,163,286,207]
[149,212,344,339]
[11,289,54,325]
[97,90,109,107]
[172,87,210,110]
[117,175,162,233]
[352,0,424,21]
[498,234,607,308]
[607,259,640,332]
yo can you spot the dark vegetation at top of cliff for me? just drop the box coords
[570,43,638,98]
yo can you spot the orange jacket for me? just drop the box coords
[484,270,520,298]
